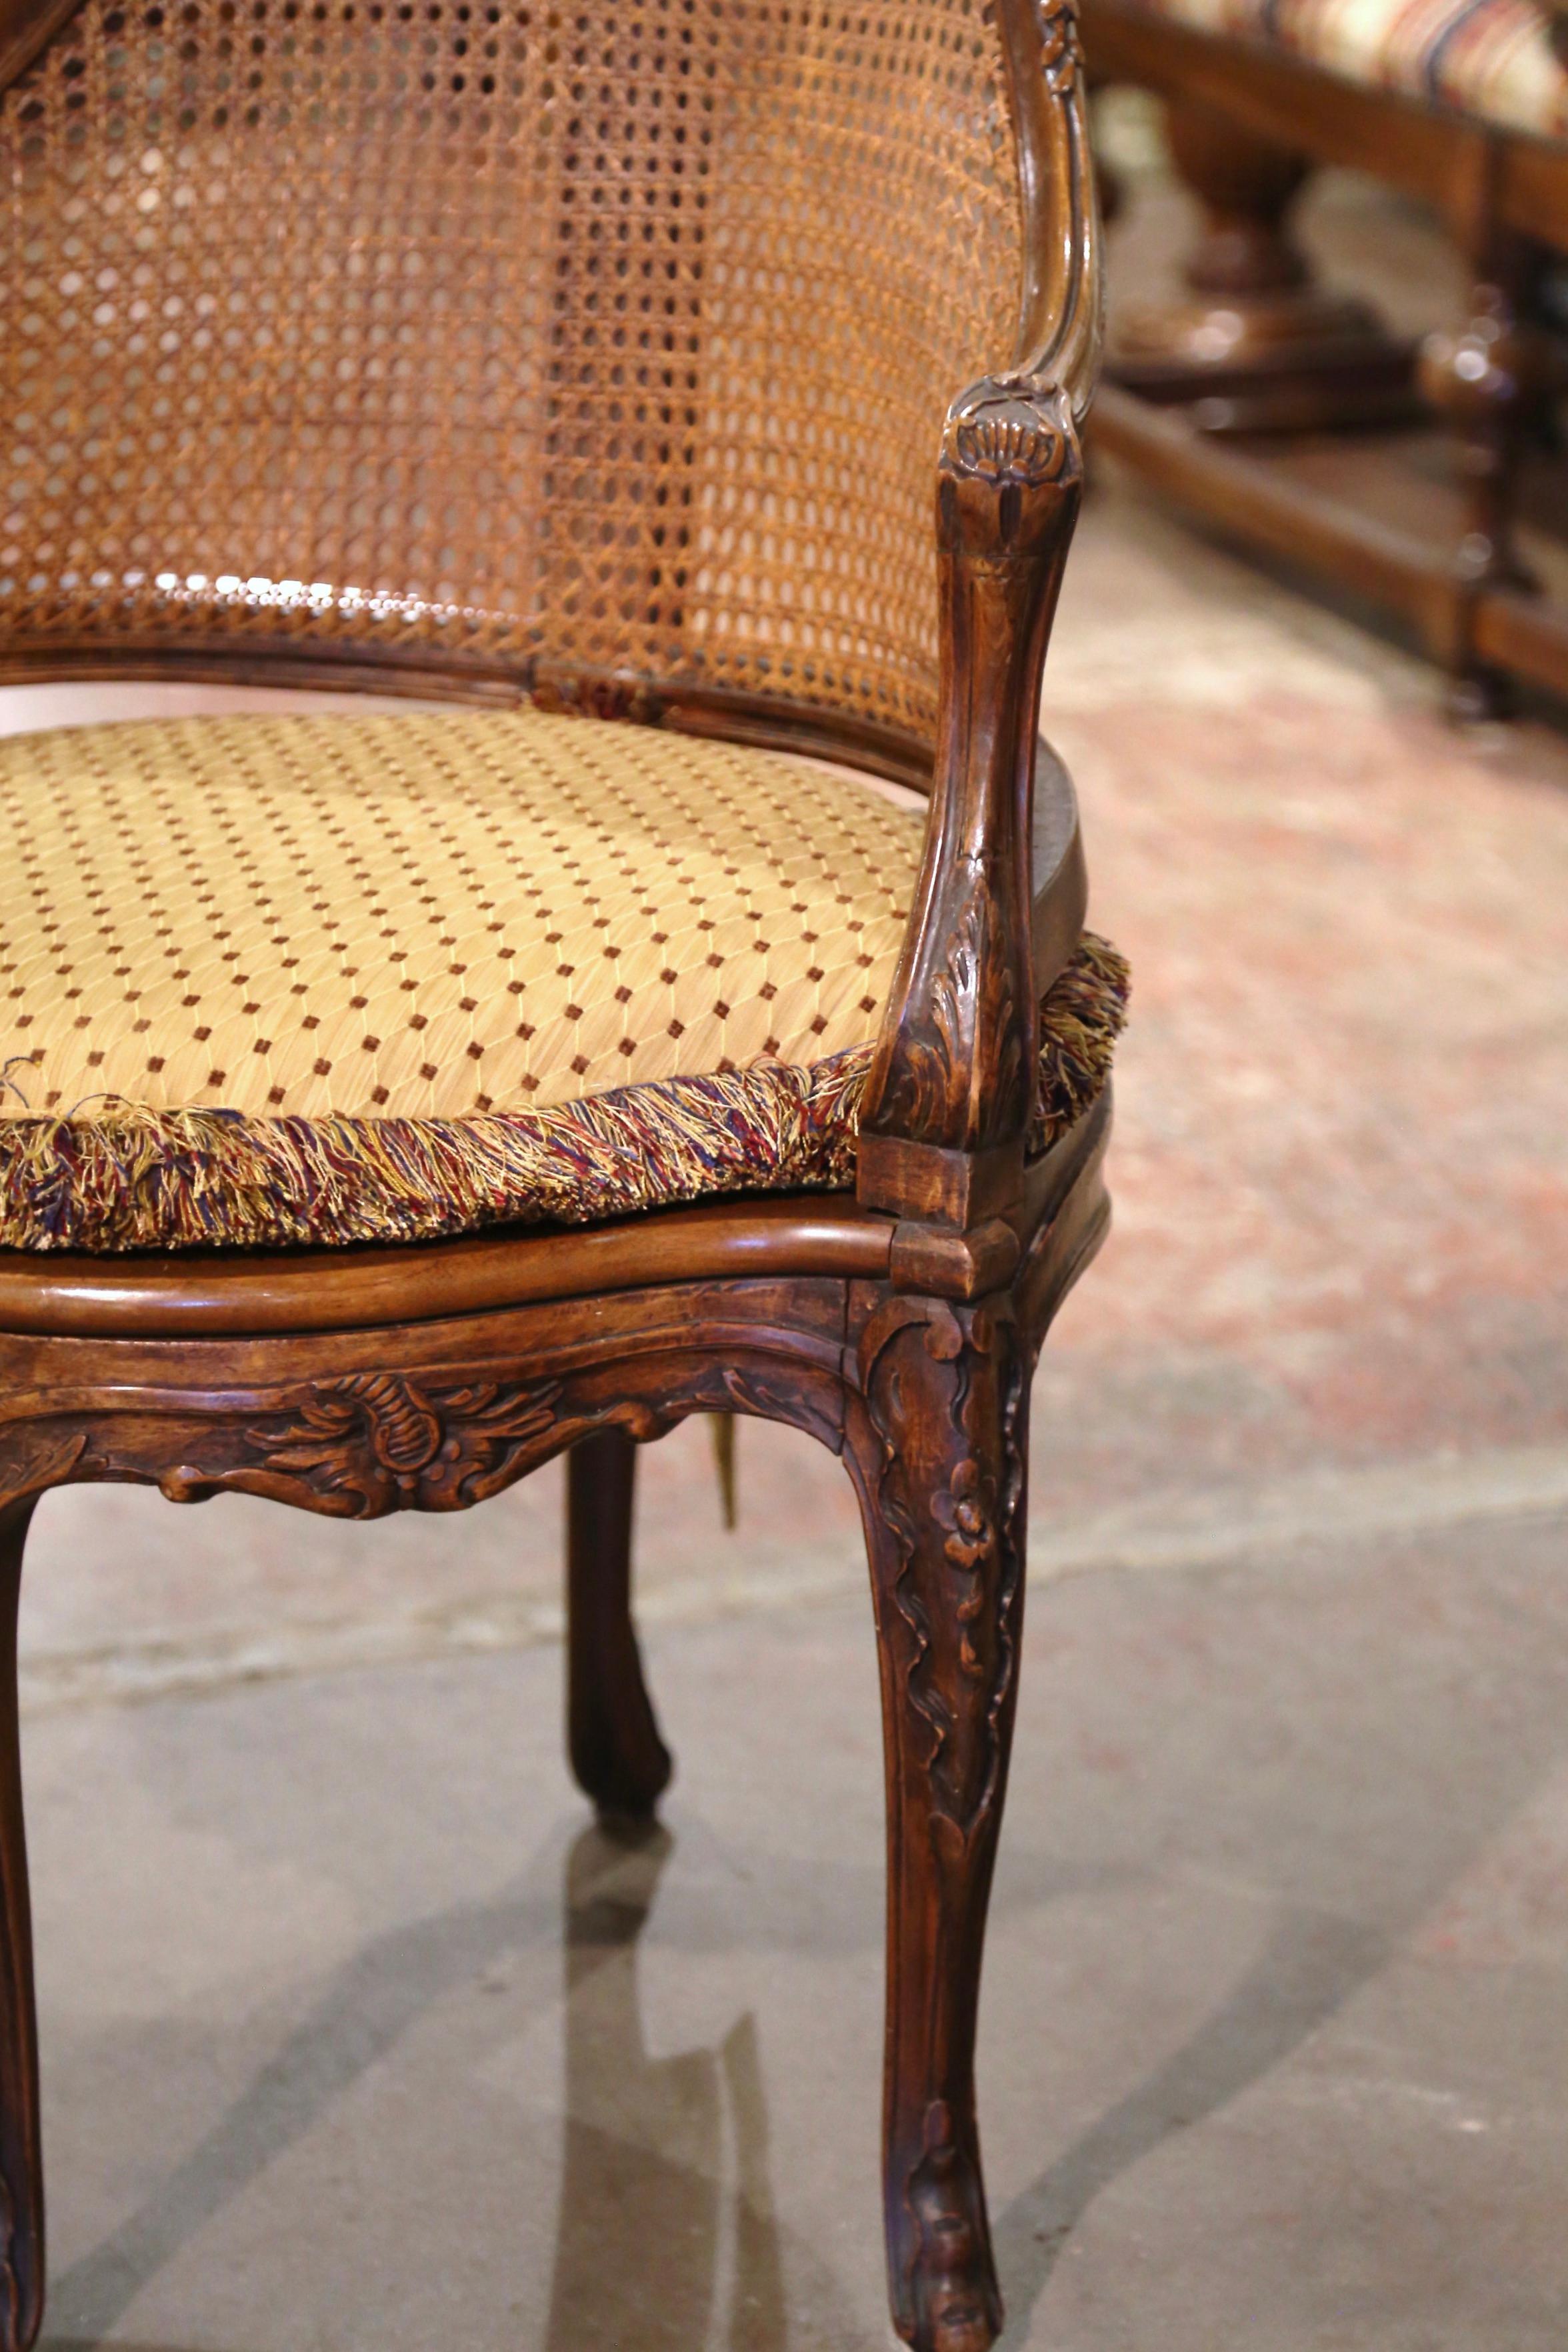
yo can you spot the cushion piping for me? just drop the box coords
[0,935,1129,1255]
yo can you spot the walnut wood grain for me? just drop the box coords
[531,668,938,795]
[0,643,937,793]
[1031,738,1089,996]
[0,1196,895,1341]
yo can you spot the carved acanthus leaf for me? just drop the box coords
[859,1297,1026,1845]
[879,887,1026,1149]
[234,1373,563,1515]
[1035,0,1083,95]
[0,1429,85,1516]
[717,1364,843,1456]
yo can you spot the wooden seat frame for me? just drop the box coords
[0,3,1107,2346]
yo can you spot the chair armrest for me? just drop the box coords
[857,0,1101,1231]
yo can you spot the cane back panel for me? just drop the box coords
[0,0,1027,741]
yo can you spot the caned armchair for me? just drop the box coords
[0,0,1126,2344]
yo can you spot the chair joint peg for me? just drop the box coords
[889,1216,1021,1301]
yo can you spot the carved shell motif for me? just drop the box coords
[945,377,1075,488]
[338,1374,445,1473]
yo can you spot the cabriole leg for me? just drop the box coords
[0,1499,43,2351]
[850,1295,1029,2352]
[565,1429,673,1822]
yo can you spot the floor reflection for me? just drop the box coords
[545,1823,787,2352]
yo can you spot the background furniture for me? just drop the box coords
[0,3,1121,2349]
[1084,0,1568,717]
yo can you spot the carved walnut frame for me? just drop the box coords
[0,3,1105,2347]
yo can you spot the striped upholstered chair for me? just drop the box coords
[1110,0,1568,140]
[0,0,1125,2345]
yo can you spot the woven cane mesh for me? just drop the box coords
[0,707,925,1121]
[0,0,1024,741]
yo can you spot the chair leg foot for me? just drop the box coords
[851,1295,1029,2352]
[0,1501,43,2352]
[565,1429,673,1823]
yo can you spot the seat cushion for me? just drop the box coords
[0,708,1127,1252]
[1133,0,1568,139]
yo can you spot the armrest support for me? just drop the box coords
[857,379,1083,1222]
[856,0,1101,1234]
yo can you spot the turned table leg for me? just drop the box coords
[1109,95,1414,431]
[565,1429,673,1822]
[850,1295,1029,2352]
[1419,243,1552,719]
[0,1501,42,2352]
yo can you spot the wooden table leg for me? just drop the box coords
[1109,95,1415,432]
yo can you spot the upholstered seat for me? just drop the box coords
[0,706,1127,1251]
[1131,0,1568,133]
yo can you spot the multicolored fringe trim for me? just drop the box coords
[0,935,1128,1254]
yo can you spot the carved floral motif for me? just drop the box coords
[935,1457,998,1577]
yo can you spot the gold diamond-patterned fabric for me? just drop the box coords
[0,707,925,1123]
[0,0,1024,743]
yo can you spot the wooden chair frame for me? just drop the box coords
[0,3,1107,2346]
